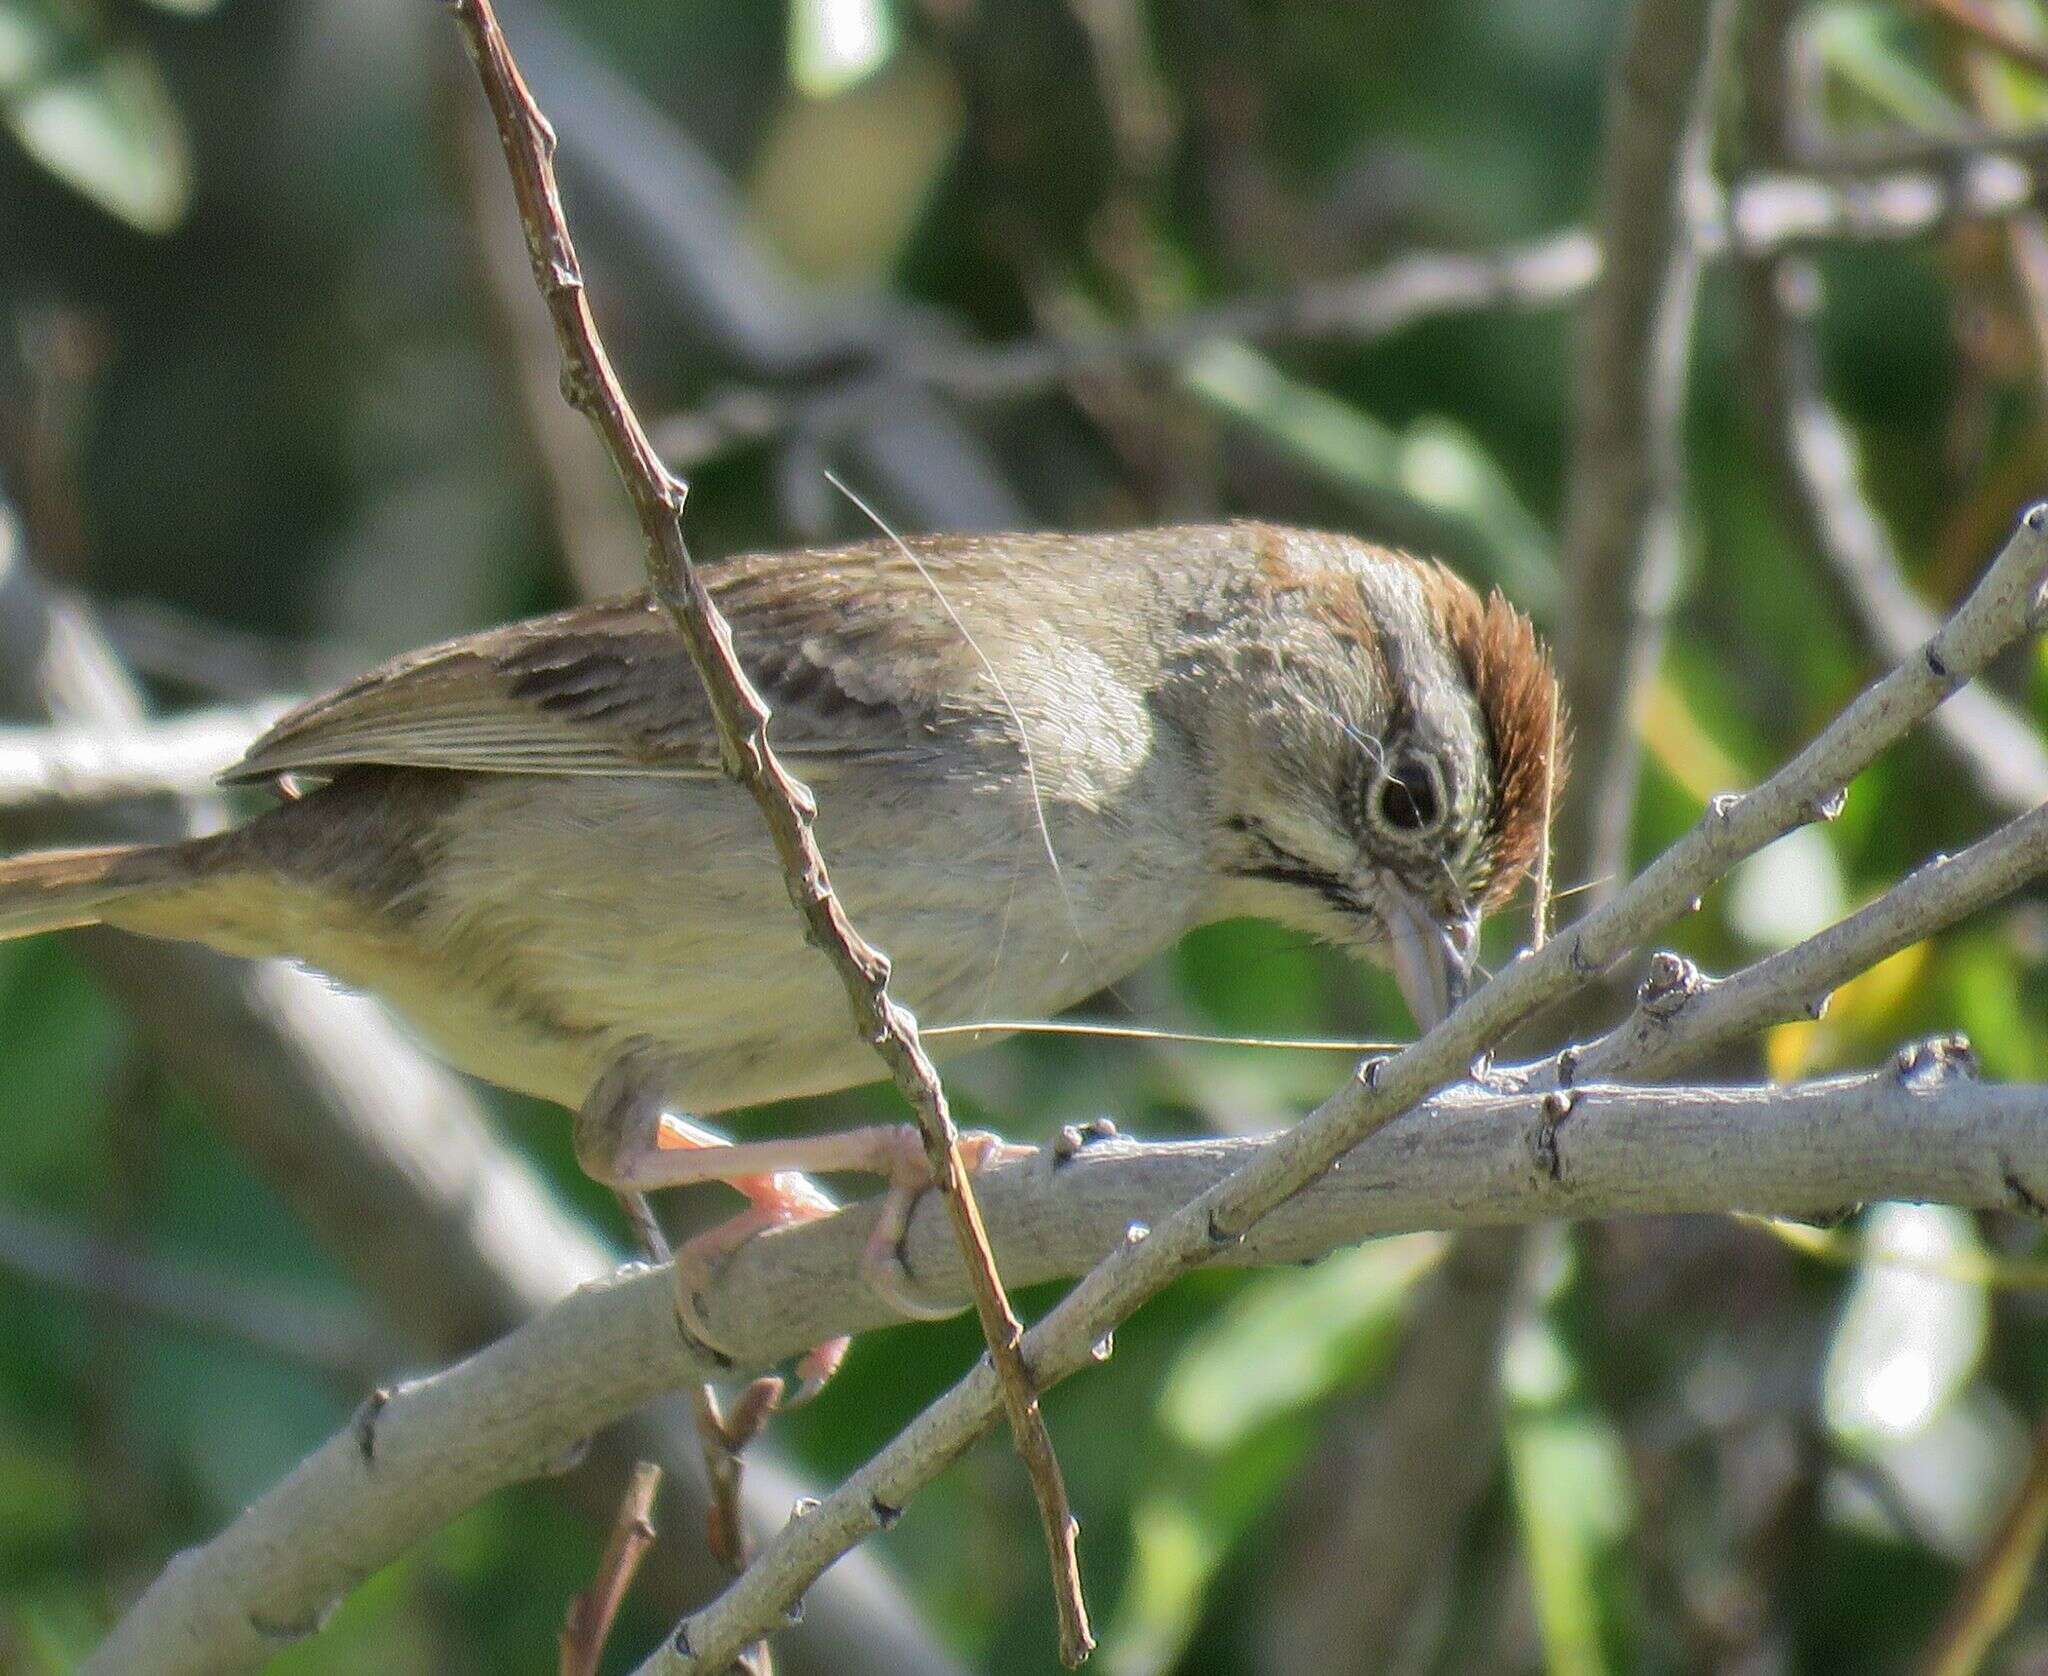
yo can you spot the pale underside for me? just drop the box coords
[207,530,1245,1114]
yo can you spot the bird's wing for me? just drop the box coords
[225,539,1024,785]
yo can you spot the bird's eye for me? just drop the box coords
[1375,758,1444,835]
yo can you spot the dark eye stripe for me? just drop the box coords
[1225,817,1370,916]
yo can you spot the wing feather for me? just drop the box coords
[224,539,1021,786]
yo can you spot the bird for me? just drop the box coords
[0,521,1559,1360]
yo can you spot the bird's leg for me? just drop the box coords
[575,1063,847,1401]
[572,1062,1029,1353]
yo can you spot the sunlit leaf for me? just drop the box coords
[1500,1230,1637,1676]
[1824,1385,2027,1559]
[1755,1210,2048,1291]
[1941,932,2044,1080]
[9,1581,102,1668]
[1178,342,1558,603]
[1101,1495,1224,1676]
[1809,2,1972,130]
[1504,1315,1636,1676]
[789,0,896,99]
[1764,940,1929,1080]
[1638,673,1745,805]
[1505,1409,1633,1676]
[1158,1233,1445,1452]
[0,1415,84,1549]
[1100,1237,1446,1675]
[0,941,129,1176]
[748,46,956,280]
[1727,826,1849,952]
[0,4,192,232]
[1824,1204,1988,1447]
[1396,416,1561,611]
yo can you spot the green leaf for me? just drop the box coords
[1809,2,1972,131]
[1101,1495,1226,1676]
[1098,1238,1444,1675]
[1823,1204,1989,1449]
[1158,1233,1446,1452]
[0,3,192,232]
[1503,1238,1639,1676]
[1504,1392,1635,1676]
[1178,342,1560,606]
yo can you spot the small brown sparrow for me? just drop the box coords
[0,522,1557,1346]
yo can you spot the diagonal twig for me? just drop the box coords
[1913,1410,2048,1676]
[1919,0,2048,85]
[561,1462,664,1676]
[438,1,1091,1662]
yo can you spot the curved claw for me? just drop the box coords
[788,1336,852,1407]
[671,1252,743,1365]
[862,1181,965,1321]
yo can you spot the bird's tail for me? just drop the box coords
[0,841,217,941]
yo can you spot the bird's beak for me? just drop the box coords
[1379,884,1479,1033]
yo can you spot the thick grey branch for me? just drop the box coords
[86,683,2048,1675]
[0,701,293,808]
[87,1056,2046,1676]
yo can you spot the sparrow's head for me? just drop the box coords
[1179,525,1562,1031]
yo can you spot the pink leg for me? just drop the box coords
[573,1060,1030,1335]
[576,1067,849,1397]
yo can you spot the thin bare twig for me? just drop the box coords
[444,65,645,600]
[439,2,1090,1661]
[562,1462,663,1676]
[652,232,1598,467]
[611,1190,776,1675]
[1529,683,1560,951]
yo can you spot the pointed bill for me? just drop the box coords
[1380,883,1477,1033]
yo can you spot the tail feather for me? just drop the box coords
[0,844,173,940]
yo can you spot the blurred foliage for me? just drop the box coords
[0,0,2046,1672]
